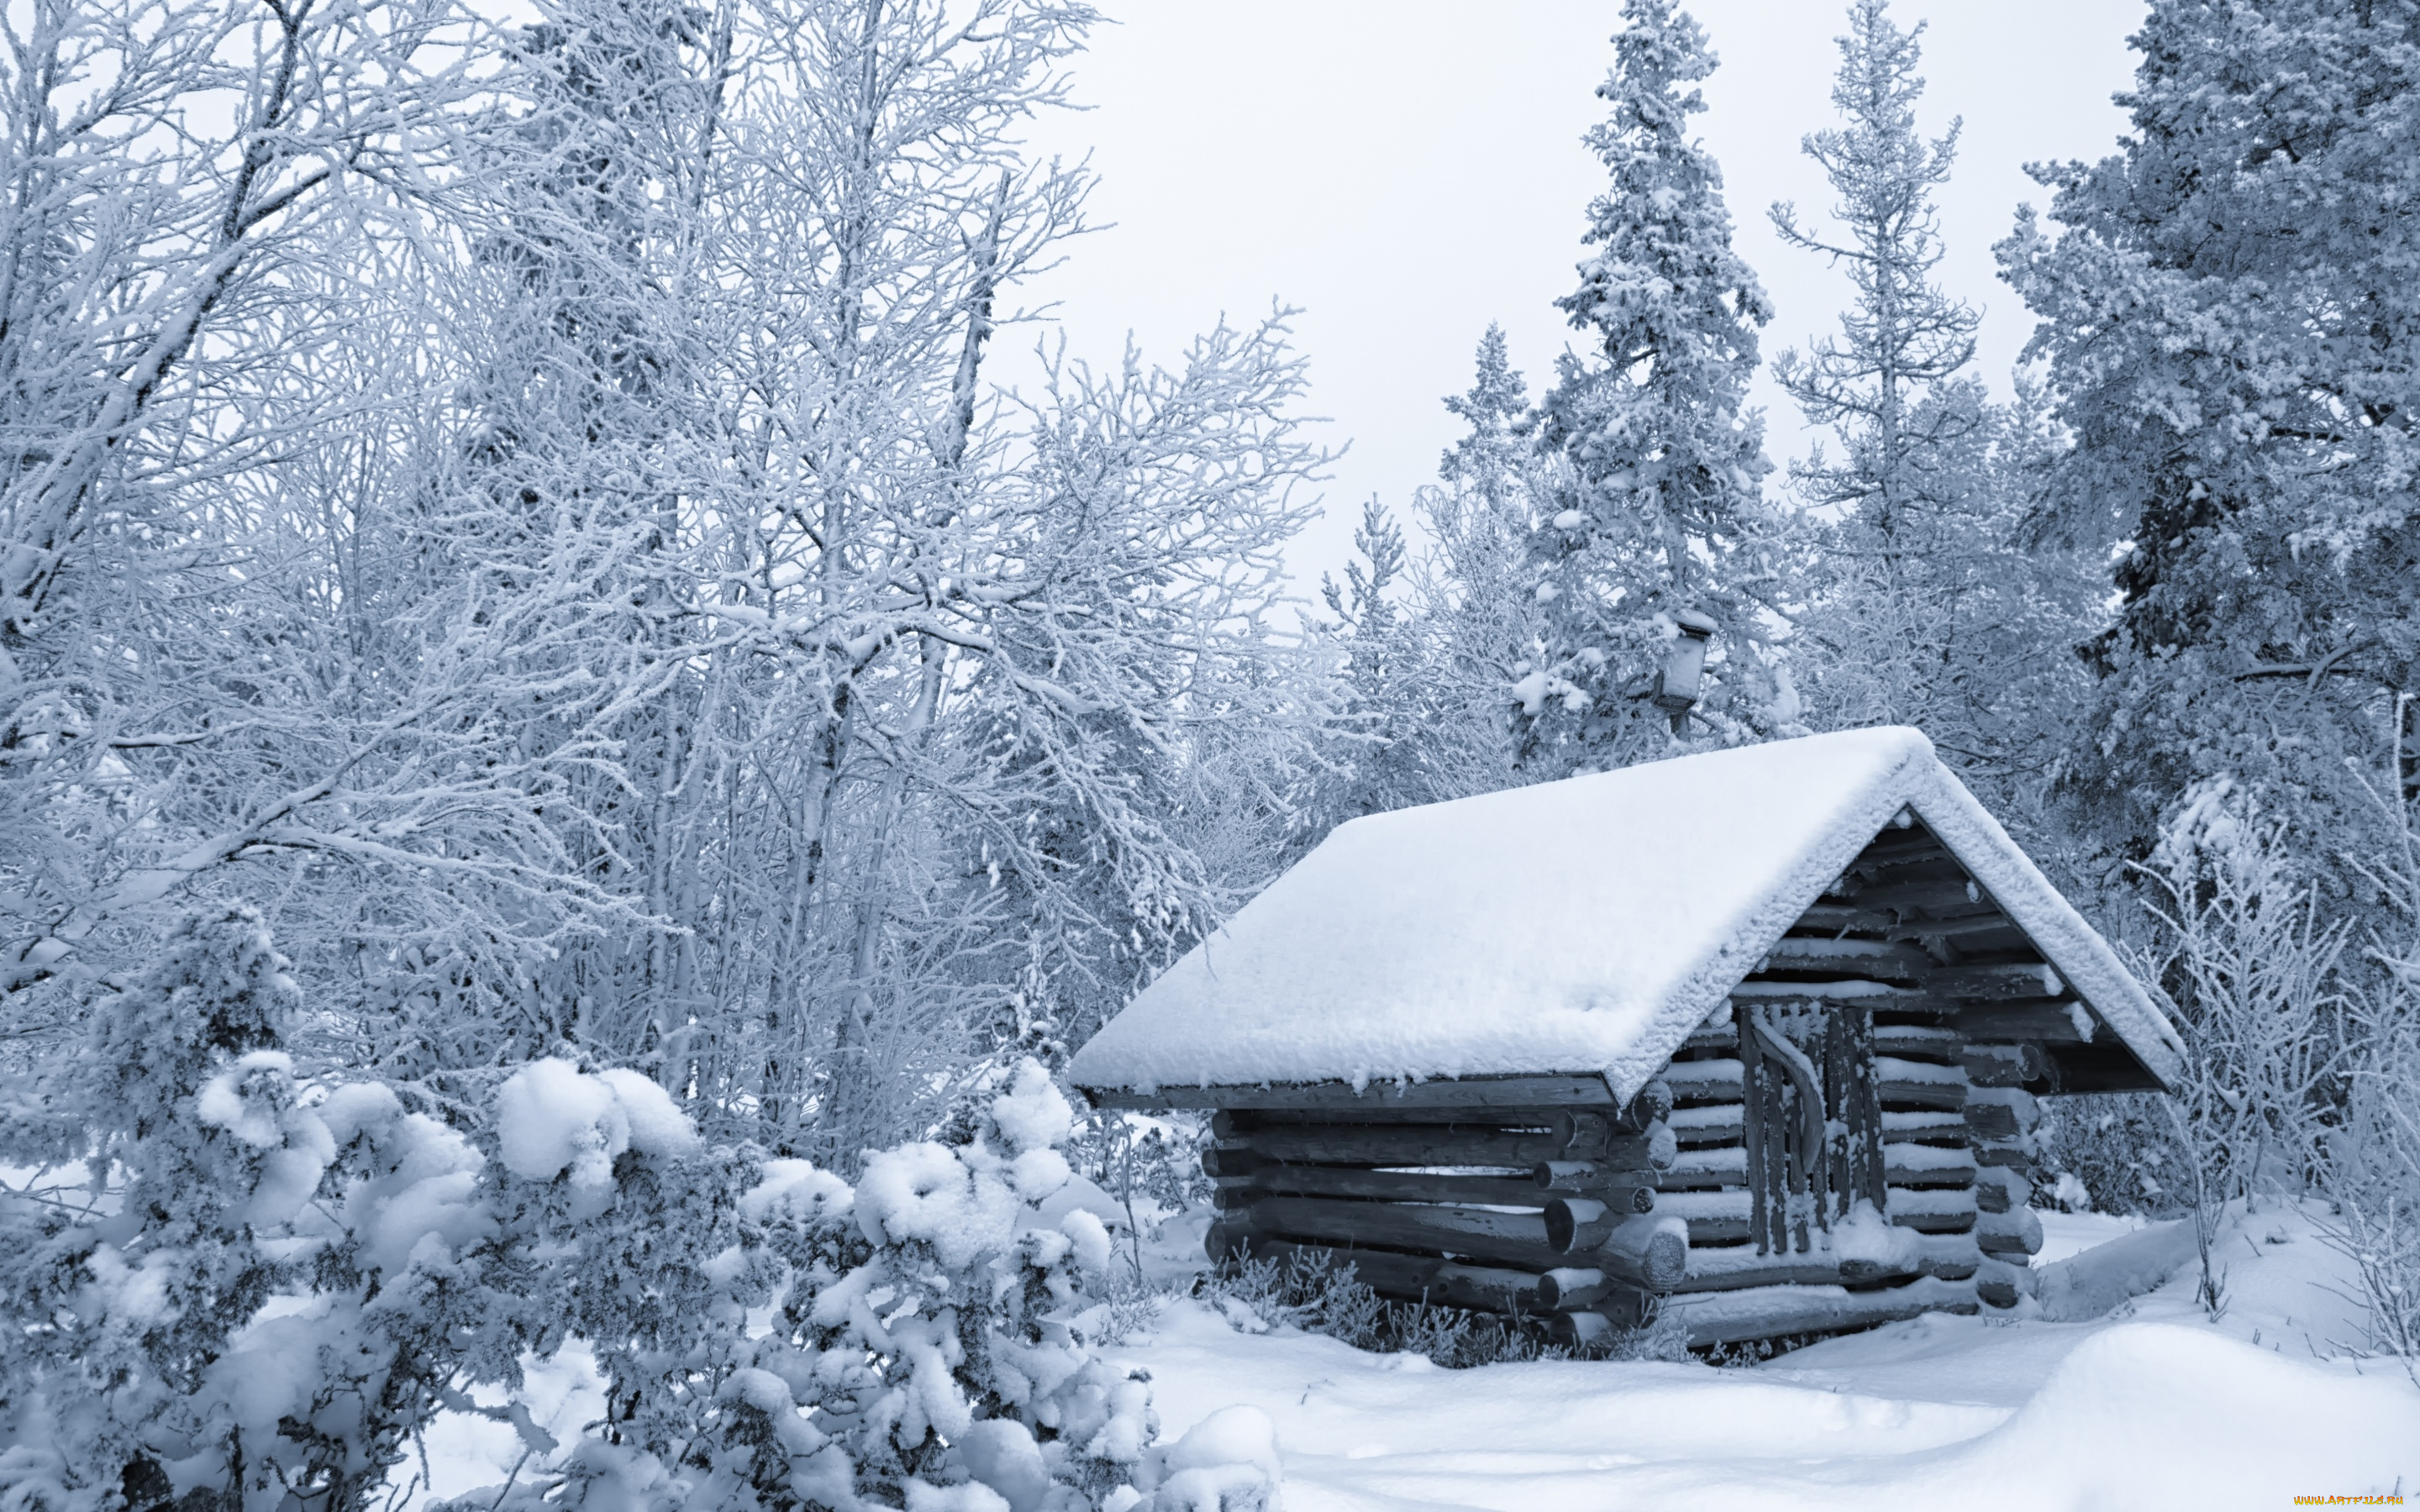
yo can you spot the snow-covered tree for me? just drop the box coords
[1999,0,2420,878]
[0,899,1169,1510]
[1770,0,1979,535]
[1518,0,1793,778]
[0,0,486,1003]
[1765,1,2097,818]
[0,0,1334,1178]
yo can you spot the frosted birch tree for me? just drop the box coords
[0,0,510,1025]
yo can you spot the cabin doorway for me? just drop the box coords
[1738,1002,1886,1254]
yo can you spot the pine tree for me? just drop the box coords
[1519,0,1791,778]
[2000,0,2420,874]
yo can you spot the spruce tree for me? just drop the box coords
[1769,0,1977,535]
[2001,0,2420,872]
[1772,0,2096,816]
[1519,0,1791,778]
[1413,328,1546,800]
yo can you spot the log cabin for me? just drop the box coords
[1064,727,2184,1349]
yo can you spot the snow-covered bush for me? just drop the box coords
[432,1058,1158,1511]
[0,908,508,1508]
[2136,805,2351,1207]
[413,1054,1151,1499]
[2036,1095,2185,1215]
[0,907,1162,1512]
[2321,769,2420,1383]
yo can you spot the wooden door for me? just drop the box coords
[1739,1002,1887,1255]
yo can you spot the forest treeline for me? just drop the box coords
[2,0,2417,1504]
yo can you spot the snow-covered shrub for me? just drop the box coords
[1124,1406,1281,1512]
[0,905,1160,1512]
[2036,1095,2184,1215]
[2135,806,2351,1206]
[2320,774,2420,1383]
[454,1058,1158,1511]
[0,908,504,1509]
[1063,1110,1213,1245]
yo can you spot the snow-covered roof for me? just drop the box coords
[1068,727,2183,1101]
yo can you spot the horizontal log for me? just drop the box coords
[1881,1110,1971,1143]
[1234,1121,1656,1169]
[1890,1211,1978,1235]
[1546,1197,1636,1252]
[1879,1077,1970,1111]
[1221,1094,1672,1137]
[1962,1042,2054,1087]
[1965,1102,2027,1141]
[1597,1214,1691,1290]
[1854,837,1953,870]
[1549,1286,1654,1340]
[1967,1086,2041,1126]
[1659,1146,1747,1185]
[1875,1022,1965,1048]
[1754,939,1932,980]
[1733,979,1917,1004]
[1661,1059,1744,1100]
[1670,1107,1744,1146]
[1974,1142,2037,1173]
[1538,1265,1607,1309]
[1219,1105,1554,1131]
[1888,911,2023,942]
[1928,962,2065,1000]
[1213,1167,1550,1210]
[1888,1185,1978,1219]
[1084,1074,1619,1114]
[1242,1194,1560,1271]
[1792,903,1903,932]
[1206,1214,1252,1263]
[1201,1146,1270,1179]
[1538,1205,1688,1289]
[1244,1237,1546,1315]
[1533,1163,1659,1213]
[1852,877,1986,913]
[1954,1000,2095,1043]
[1656,1148,1974,1191]
[1974,1165,2030,1214]
[1676,1231,1981,1292]
[1665,1278,1980,1348]
[1977,1205,2044,1257]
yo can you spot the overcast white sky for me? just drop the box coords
[1004,0,2149,595]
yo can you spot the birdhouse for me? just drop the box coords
[1652,609,1719,719]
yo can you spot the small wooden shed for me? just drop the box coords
[1066,727,2183,1348]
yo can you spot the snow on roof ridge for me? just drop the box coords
[1067,727,2180,1099]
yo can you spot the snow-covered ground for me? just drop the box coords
[422,1202,2420,1507]
[1108,1201,2418,1509]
